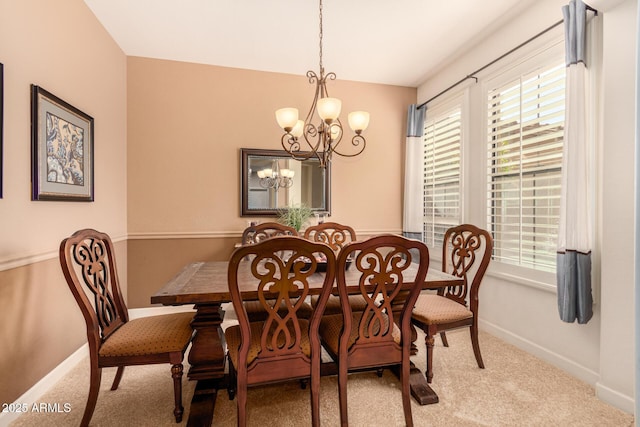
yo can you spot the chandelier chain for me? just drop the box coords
[319,0,323,74]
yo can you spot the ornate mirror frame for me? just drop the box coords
[240,148,331,217]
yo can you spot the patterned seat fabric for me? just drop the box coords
[411,294,473,325]
[99,313,194,358]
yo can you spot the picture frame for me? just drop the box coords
[0,63,3,199]
[31,85,94,201]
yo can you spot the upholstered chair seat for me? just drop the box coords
[98,313,194,358]
[411,294,473,325]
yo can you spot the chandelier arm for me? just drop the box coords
[281,134,316,161]
[329,133,367,158]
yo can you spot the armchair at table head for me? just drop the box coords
[411,223,493,384]
[225,236,337,427]
[318,234,430,427]
[59,228,194,426]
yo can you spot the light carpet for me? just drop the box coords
[10,328,634,426]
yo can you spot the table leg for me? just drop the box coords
[185,303,226,427]
[188,303,226,380]
[408,363,439,404]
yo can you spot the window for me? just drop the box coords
[486,61,565,272]
[423,103,462,248]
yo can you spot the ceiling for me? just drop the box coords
[84,0,538,88]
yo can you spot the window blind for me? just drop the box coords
[487,62,565,272]
[423,106,462,247]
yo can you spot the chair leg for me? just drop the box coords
[310,375,320,427]
[237,382,248,427]
[400,359,414,427]
[470,324,485,369]
[81,363,102,427]
[440,331,449,347]
[171,364,184,423]
[338,360,349,427]
[110,366,125,390]
[424,329,436,384]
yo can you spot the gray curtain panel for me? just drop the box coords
[403,104,425,240]
[557,0,593,324]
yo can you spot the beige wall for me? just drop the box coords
[127,57,415,234]
[126,57,416,308]
[0,0,128,404]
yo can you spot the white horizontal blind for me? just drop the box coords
[423,105,462,247]
[487,62,565,272]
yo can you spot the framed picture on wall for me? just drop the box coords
[31,85,94,201]
[1,62,4,199]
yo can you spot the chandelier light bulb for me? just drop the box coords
[317,97,342,122]
[329,124,341,140]
[291,120,305,138]
[275,108,299,131]
[348,111,370,133]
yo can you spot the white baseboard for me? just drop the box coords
[0,306,196,427]
[595,381,635,414]
[0,344,88,427]
[128,305,196,319]
[480,319,634,414]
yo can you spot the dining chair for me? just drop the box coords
[318,234,430,427]
[304,222,368,315]
[411,223,493,383]
[225,236,337,427]
[59,229,194,426]
[241,221,298,245]
[240,222,312,321]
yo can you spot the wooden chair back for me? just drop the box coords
[303,221,357,253]
[440,224,493,314]
[241,222,298,245]
[60,228,129,351]
[336,234,430,368]
[227,236,336,426]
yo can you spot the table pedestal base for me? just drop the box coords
[186,304,226,427]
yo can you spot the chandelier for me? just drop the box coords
[275,0,370,168]
[257,160,294,191]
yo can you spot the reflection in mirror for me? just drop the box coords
[240,148,331,216]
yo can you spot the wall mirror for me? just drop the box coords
[240,148,331,216]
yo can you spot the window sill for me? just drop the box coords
[485,264,557,294]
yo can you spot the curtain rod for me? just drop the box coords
[418,5,598,109]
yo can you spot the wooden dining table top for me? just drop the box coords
[151,260,463,306]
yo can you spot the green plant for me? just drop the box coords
[277,204,313,232]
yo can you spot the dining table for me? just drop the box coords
[151,260,463,427]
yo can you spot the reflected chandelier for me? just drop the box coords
[257,160,294,191]
[275,0,370,168]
